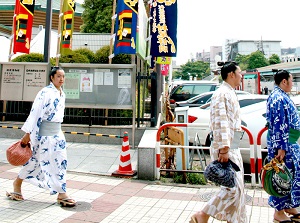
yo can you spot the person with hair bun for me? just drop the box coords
[266,69,300,223]
[190,61,247,223]
[6,67,76,207]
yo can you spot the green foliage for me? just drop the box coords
[95,45,131,64]
[12,53,44,62]
[73,48,97,63]
[95,45,110,63]
[247,51,269,69]
[186,172,206,185]
[81,0,113,33]
[235,54,249,71]
[173,172,184,183]
[59,51,90,63]
[269,54,281,65]
[113,54,131,64]
[174,60,210,80]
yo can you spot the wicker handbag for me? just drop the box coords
[6,141,32,166]
[260,158,292,197]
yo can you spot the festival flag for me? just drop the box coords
[150,0,177,58]
[114,0,138,56]
[60,0,76,55]
[13,0,35,54]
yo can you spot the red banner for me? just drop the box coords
[13,0,35,54]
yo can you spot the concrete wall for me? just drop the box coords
[0,122,145,148]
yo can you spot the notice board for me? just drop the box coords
[60,63,136,109]
[0,62,49,101]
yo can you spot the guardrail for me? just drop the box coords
[155,123,257,185]
[257,126,268,186]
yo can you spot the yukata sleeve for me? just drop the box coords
[212,94,231,150]
[268,99,290,151]
[21,89,48,136]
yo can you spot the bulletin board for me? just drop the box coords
[60,63,136,109]
[0,62,49,101]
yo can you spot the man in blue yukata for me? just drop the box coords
[266,69,300,223]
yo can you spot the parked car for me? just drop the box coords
[239,95,300,163]
[183,94,268,164]
[185,94,300,164]
[169,81,219,109]
[175,90,250,108]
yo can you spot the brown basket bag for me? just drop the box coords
[6,141,32,166]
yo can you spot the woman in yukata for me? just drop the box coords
[6,67,76,207]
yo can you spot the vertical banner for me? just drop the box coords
[13,0,35,54]
[150,0,177,58]
[60,0,76,55]
[114,0,138,56]
[136,0,148,60]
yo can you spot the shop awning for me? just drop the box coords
[244,74,257,79]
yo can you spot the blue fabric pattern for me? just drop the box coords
[266,85,300,210]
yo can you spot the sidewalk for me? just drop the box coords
[0,138,275,223]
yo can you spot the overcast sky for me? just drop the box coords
[77,0,300,65]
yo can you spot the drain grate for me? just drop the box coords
[59,201,92,212]
[197,192,252,204]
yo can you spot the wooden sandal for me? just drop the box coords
[6,191,24,201]
[57,197,76,207]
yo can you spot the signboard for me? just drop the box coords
[61,63,135,109]
[1,64,24,100]
[0,62,49,101]
[23,65,47,101]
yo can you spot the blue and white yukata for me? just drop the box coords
[266,85,300,210]
[19,83,67,195]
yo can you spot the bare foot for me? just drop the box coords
[274,210,292,222]
[190,211,209,223]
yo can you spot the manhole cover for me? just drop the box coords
[197,192,252,204]
[59,201,92,212]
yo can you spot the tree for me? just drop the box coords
[235,54,249,71]
[95,45,131,64]
[73,48,97,63]
[247,51,269,70]
[81,0,113,33]
[59,51,90,63]
[269,54,281,65]
[173,60,210,80]
[12,53,44,62]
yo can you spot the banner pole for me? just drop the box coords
[55,0,64,66]
[8,1,17,62]
[108,0,116,65]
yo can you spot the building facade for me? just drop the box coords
[225,39,281,61]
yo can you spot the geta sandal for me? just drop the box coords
[6,191,24,201]
[57,197,76,207]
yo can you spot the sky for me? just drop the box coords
[77,0,300,65]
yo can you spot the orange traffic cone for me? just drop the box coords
[112,132,137,177]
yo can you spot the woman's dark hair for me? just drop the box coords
[217,61,238,80]
[273,69,290,85]
[49,66,63,82]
